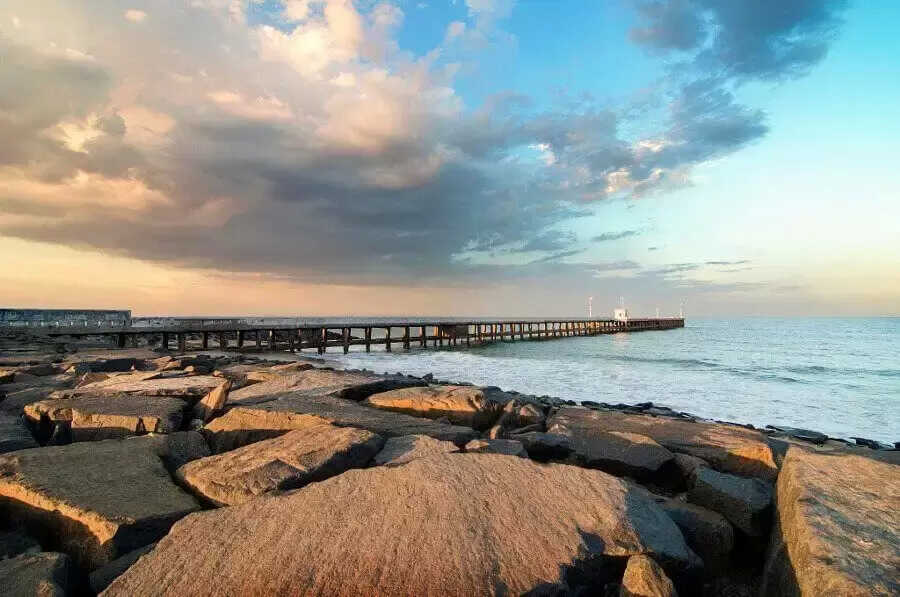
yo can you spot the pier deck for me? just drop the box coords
[33,317,684,353]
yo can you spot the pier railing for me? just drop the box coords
[36,317,685,353]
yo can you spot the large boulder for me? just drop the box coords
[24,393,187,441]
[373,434,458,467]
[364,385,503,429]
[0,415,38,453]
[464,438,527,457]
[0,552,70,596]
[104,454,700,596]
[69,375,224,403]
[0,376,74,414]
[547,408,777,481]
[688,467,773,538]
[89,544,156,594]
[509,431,573,460]
[177,424,384,506]
[212,391,478,447]
[201,408,330,453]
[228,369,424,405]
[620,554,678,597]
[658,500,734,573]
[0,530,41,559]
[0,436,203,570]
[761,447,900,596]
[548,410,674,478]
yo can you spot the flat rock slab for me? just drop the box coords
[24,394,187,441]
[0,415,38,453]
[177,424,384,506]
[549,410,674,478]
[0,376,74,414]
[621,554,677,597]
[364,385,503,429]
[229,369,424,404]
[0,436,202,570]
[73,375,224,403]
[465,438,528,457]
[373,434,458,466]
[105,454,700,596]
[688,467,773,537]
[762,447,900,596]
[228,391,479,446]
[0,552,70,597]
[201,408,331,453]
[509,431,573,460]
[659,500,734,573]
[547,408,777,481]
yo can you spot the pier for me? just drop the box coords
[36,317,684,353]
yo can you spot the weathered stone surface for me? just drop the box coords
[16,364,62,377]
[0,415,38,453]
[0,552,70,597]
[229,369,424,404]
[177,425,384,506]
[688,467,773,537]
[510,431,573,460]
[24,393,187,441]
[201,408,329,453]
[158,431,210,471]
[221,391,479,447]
[672,453,708,481]
[373,434,458,466]
[364,385,503,429]
[269,361,315,372]
[621,554,678,597]
[549,410,675,478]
[465,438,527,457]
[89,544,156,594]
[547,408,777,481]
[0,436,202,570]
[87,358,143,373]
[659,500,734,572]
[0,530,41,559]
[0,376,74,414]
[105,454,700,596]
[191,380,231,422]
[761,447,900,597]
[72,375,223,402]
[0,370,16,385]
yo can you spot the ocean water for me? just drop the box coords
[319,317,899,444]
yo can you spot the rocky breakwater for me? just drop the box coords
[0,349,895,596]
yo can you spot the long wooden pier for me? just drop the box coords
[37,317,684,353]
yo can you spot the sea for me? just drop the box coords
[313,317,899,444]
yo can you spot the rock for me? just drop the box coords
[158,431,210,471]
[104,454,700,596]
[363,385,505,429]
[24,393,187,442]
[688,467,773,537]
[672,453,708,482]
[850,436,892,450]
[510,431,573,460]
[0,376,74,415]
[546,408,777,481]
[0,436,202,570]
[89,544,156,594]
[183,365,211,375]
[214,391,478,448]
[0,530,41,559]
[201,408,331,453]
[68,375,223,403]
[464,438,528,457]
[88,358,142,373]
[766,425,828,445]
[486,424,504,439]
[0,370,16,385]
[177,425,383,506]
[495,399,545,430]
[75,372,111,387]
[549,410,675,478]
[16,364,61,377]
[229,369,425,404]
[191,380,231,423]
[761,447,900,596]
[0,415,38,453]
[659,500,734,573]
[620,554,677,597]
[268,361,315,372]
[373,434,458,466]
[0,552,70,596]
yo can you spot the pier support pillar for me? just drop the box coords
[116,333,126,349]
[318,328,326,354]
[255,331,262,349]
[343,328,351,354]
[219,333,228,351]
[177,333,186,353]
[385,328,392,352]
[420,326,426,347]
[161,332,169,350]
[201,332,209,350]
[268,330,276,351]
[402,327,410,350]
[237,331,244,348]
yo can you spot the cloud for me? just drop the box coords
[0,0,848,293]
[592,230,640,242]
[124,9,147,23]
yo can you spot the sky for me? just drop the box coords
[1,0,898,317]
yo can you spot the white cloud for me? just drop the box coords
[124,9,147,23]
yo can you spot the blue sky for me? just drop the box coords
[0,0,897,316]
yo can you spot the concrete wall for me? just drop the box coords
[0,308,131,328]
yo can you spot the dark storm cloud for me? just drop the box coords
[591,230,640,242]
[630,0,849,80]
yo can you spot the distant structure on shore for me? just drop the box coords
[0,308,131,328]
